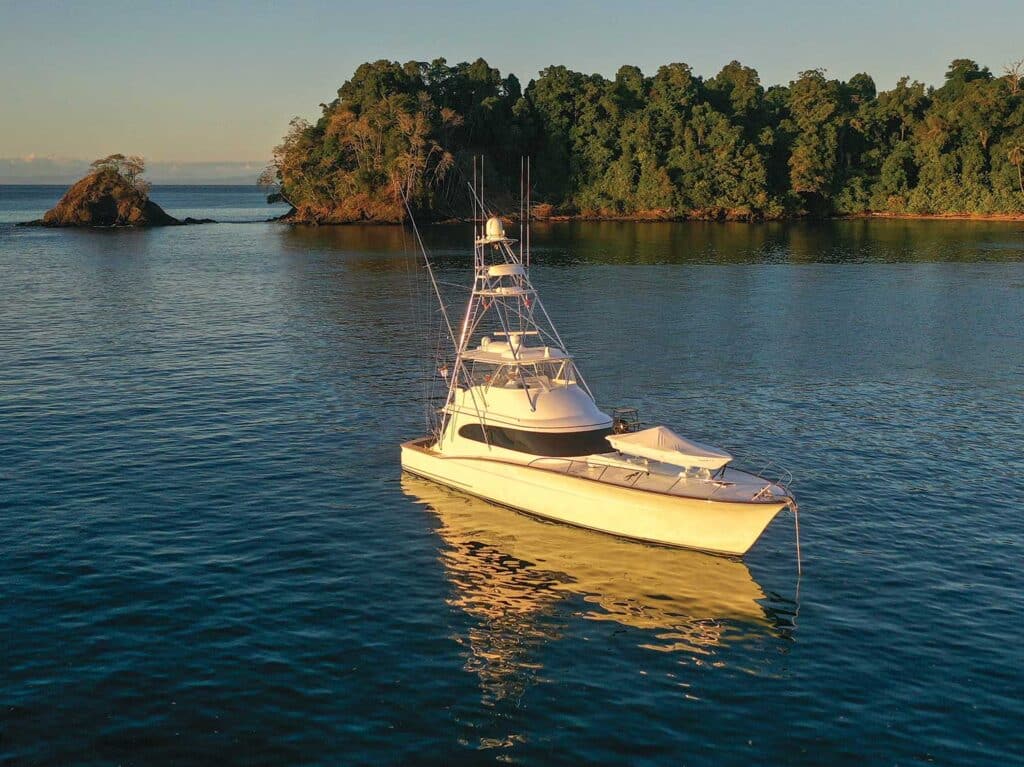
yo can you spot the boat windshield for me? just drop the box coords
[466,360,577,389]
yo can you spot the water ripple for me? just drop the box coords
[1,194,1023,764]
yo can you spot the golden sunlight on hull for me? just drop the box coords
[401,441,788,556]
[402,474,773,656]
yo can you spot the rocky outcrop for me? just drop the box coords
[26,169,211,227]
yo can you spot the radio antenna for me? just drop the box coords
[519,156,524,261]
[526,156,531,268]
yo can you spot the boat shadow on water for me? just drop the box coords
[402,475,798,705]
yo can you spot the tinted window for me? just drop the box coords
[459,424,612,457]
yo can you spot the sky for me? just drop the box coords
[1,0,1021,182]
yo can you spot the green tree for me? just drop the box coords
[1008,143,1024,194]
[705,61,765,126]
[786,70,845,208]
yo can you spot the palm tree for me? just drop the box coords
[1009,144,1024,194]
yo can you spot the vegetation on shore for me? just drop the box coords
[262,57,1024,223]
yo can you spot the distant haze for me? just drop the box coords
[0,157,264,185]
[2,0,1022,181]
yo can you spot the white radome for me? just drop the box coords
[484,216,505,241]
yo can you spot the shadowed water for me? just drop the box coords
[2,186,1023,765]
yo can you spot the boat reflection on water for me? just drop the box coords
[403,475,792,704]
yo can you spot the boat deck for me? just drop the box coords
[529,455,790,504]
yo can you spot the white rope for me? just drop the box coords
[791,499,803,576]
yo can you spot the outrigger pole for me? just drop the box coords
[398,187,456,350]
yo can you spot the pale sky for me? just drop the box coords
[1,0,1021,181]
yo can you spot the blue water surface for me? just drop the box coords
[1,186,1023,765]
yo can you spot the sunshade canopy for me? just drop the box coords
[606,425,733,470]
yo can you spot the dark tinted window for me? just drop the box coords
[459,424,612,457]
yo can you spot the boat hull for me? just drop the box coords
[401,440,788,556]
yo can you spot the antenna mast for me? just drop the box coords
[519,156,524,262]
[526,156,531,269]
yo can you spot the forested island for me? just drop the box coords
[261,58,1024,223]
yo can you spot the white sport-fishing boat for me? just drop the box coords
[400,171,799,559]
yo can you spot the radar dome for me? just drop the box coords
[485,216,505,240]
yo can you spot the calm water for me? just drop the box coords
[2,186,1023,765]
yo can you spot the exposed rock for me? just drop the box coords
[27,169,212,227]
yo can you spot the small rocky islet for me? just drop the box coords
[22,155,214,228]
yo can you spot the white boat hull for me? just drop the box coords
[401,440,788,556]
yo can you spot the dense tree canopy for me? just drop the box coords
[263,57,1024,222]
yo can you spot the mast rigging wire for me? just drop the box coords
[398,187,457,350]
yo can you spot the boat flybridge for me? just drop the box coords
[400,179,799,561]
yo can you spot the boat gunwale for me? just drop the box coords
[400,437,791,508]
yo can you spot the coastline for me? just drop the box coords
[276,210,1024,226]
[836,211,1024,222]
